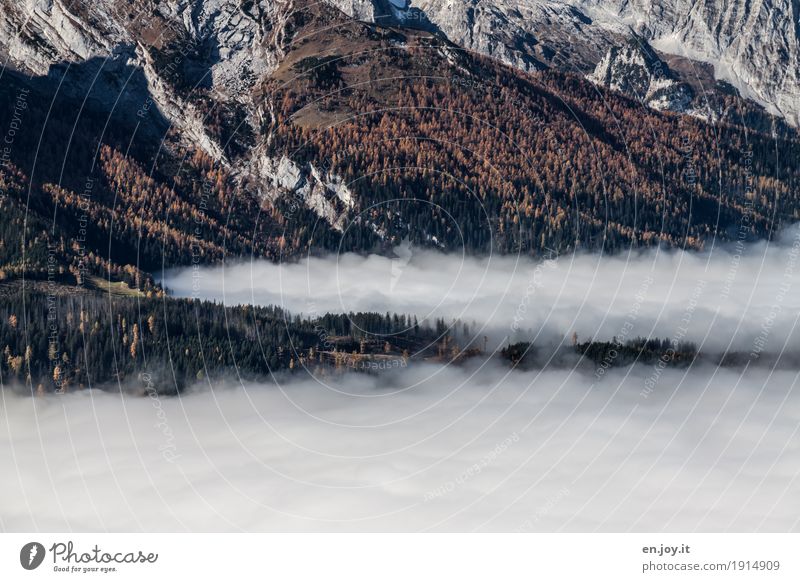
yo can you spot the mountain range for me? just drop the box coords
[332,0,800,125]
[0,0,799,390]
[0,0,797,285]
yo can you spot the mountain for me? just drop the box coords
[332,0,800,127]
[0,0,797,281]
[587,39,693,114]
[259,4,800,254]
[4,1,799,126]
[0,0,799,392]
[2,1,797,135]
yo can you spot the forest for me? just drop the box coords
[0,281,468,393]
[0,1,797,301]
[262,8,800,256]
[1,0,799,394]
[2,276,786,395]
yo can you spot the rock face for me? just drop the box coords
[257,155,355,231]
[0,0,111,73]
[596,0,800,125]
[0,0,289,160]
[2,0,797,126]
[411,0,613,72]
[333,0,800,126]
[588,40,693,113]
[0,0,365,229]
[327,0,435,30]
[1,0,284,80]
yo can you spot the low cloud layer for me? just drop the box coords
[7,230,799,532]
[163,226,800,354]
[1,363,798,531]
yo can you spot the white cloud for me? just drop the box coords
[6,229,800,531]
[1,363,798,531]
[162,225,800,354]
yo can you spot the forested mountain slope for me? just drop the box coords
[0,0,797,287]
[0,1,798,393]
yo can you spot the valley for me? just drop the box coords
[0,0,799,536]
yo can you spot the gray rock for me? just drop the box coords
[334,0,800,125]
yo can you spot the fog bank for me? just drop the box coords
[2,363,798,531]
[162,226,800,353]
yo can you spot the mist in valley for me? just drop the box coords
[163,225,800,354]
[1,362,797,531]
[3,230,800,531]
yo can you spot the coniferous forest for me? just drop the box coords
[0,0,798,393]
